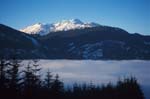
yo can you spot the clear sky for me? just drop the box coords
[0,0,150,35]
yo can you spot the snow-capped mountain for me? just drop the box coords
[20,19,100,36]
[20,23,53,36]
[1,23,150,59]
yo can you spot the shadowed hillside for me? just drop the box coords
[1,24,150,60]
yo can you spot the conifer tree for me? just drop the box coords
[23,61,34,89]
[23,60,41,98]
[51,74,64,97]
[0,59,8,89]
[7,57,22,91]
[44,69,53,89]
[31,60,41,89]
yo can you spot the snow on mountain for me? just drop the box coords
[20,19,100,36]
[20,23,53,36]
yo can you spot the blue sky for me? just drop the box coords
[0,0,150,35]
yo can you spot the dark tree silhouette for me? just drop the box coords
[0,59,8,89]
[7,58,22,90]
[51,74,64,98]
[5,57,22,99]
[23,61,34,97]
[116,77,145,99]
[44,69,53,89]
[31,60,41,89]
[22,60,42,98]
[0,59,9,98]
[0,58,145,99]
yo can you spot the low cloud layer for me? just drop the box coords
[34,60,150,86]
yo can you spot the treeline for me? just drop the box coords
[0,58,145,99]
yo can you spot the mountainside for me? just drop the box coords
[1,23,150,59]
[20,19,100,36]
[38,26,150,59]
[0,24,46,59]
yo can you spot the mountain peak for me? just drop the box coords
[20,19,100,36]
[59,19,83,24]
[69,19,84,24]
[54,19,84,27]
[34,22,42,25]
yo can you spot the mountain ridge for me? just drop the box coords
[20,19,100,36]
[0,23,150,59]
